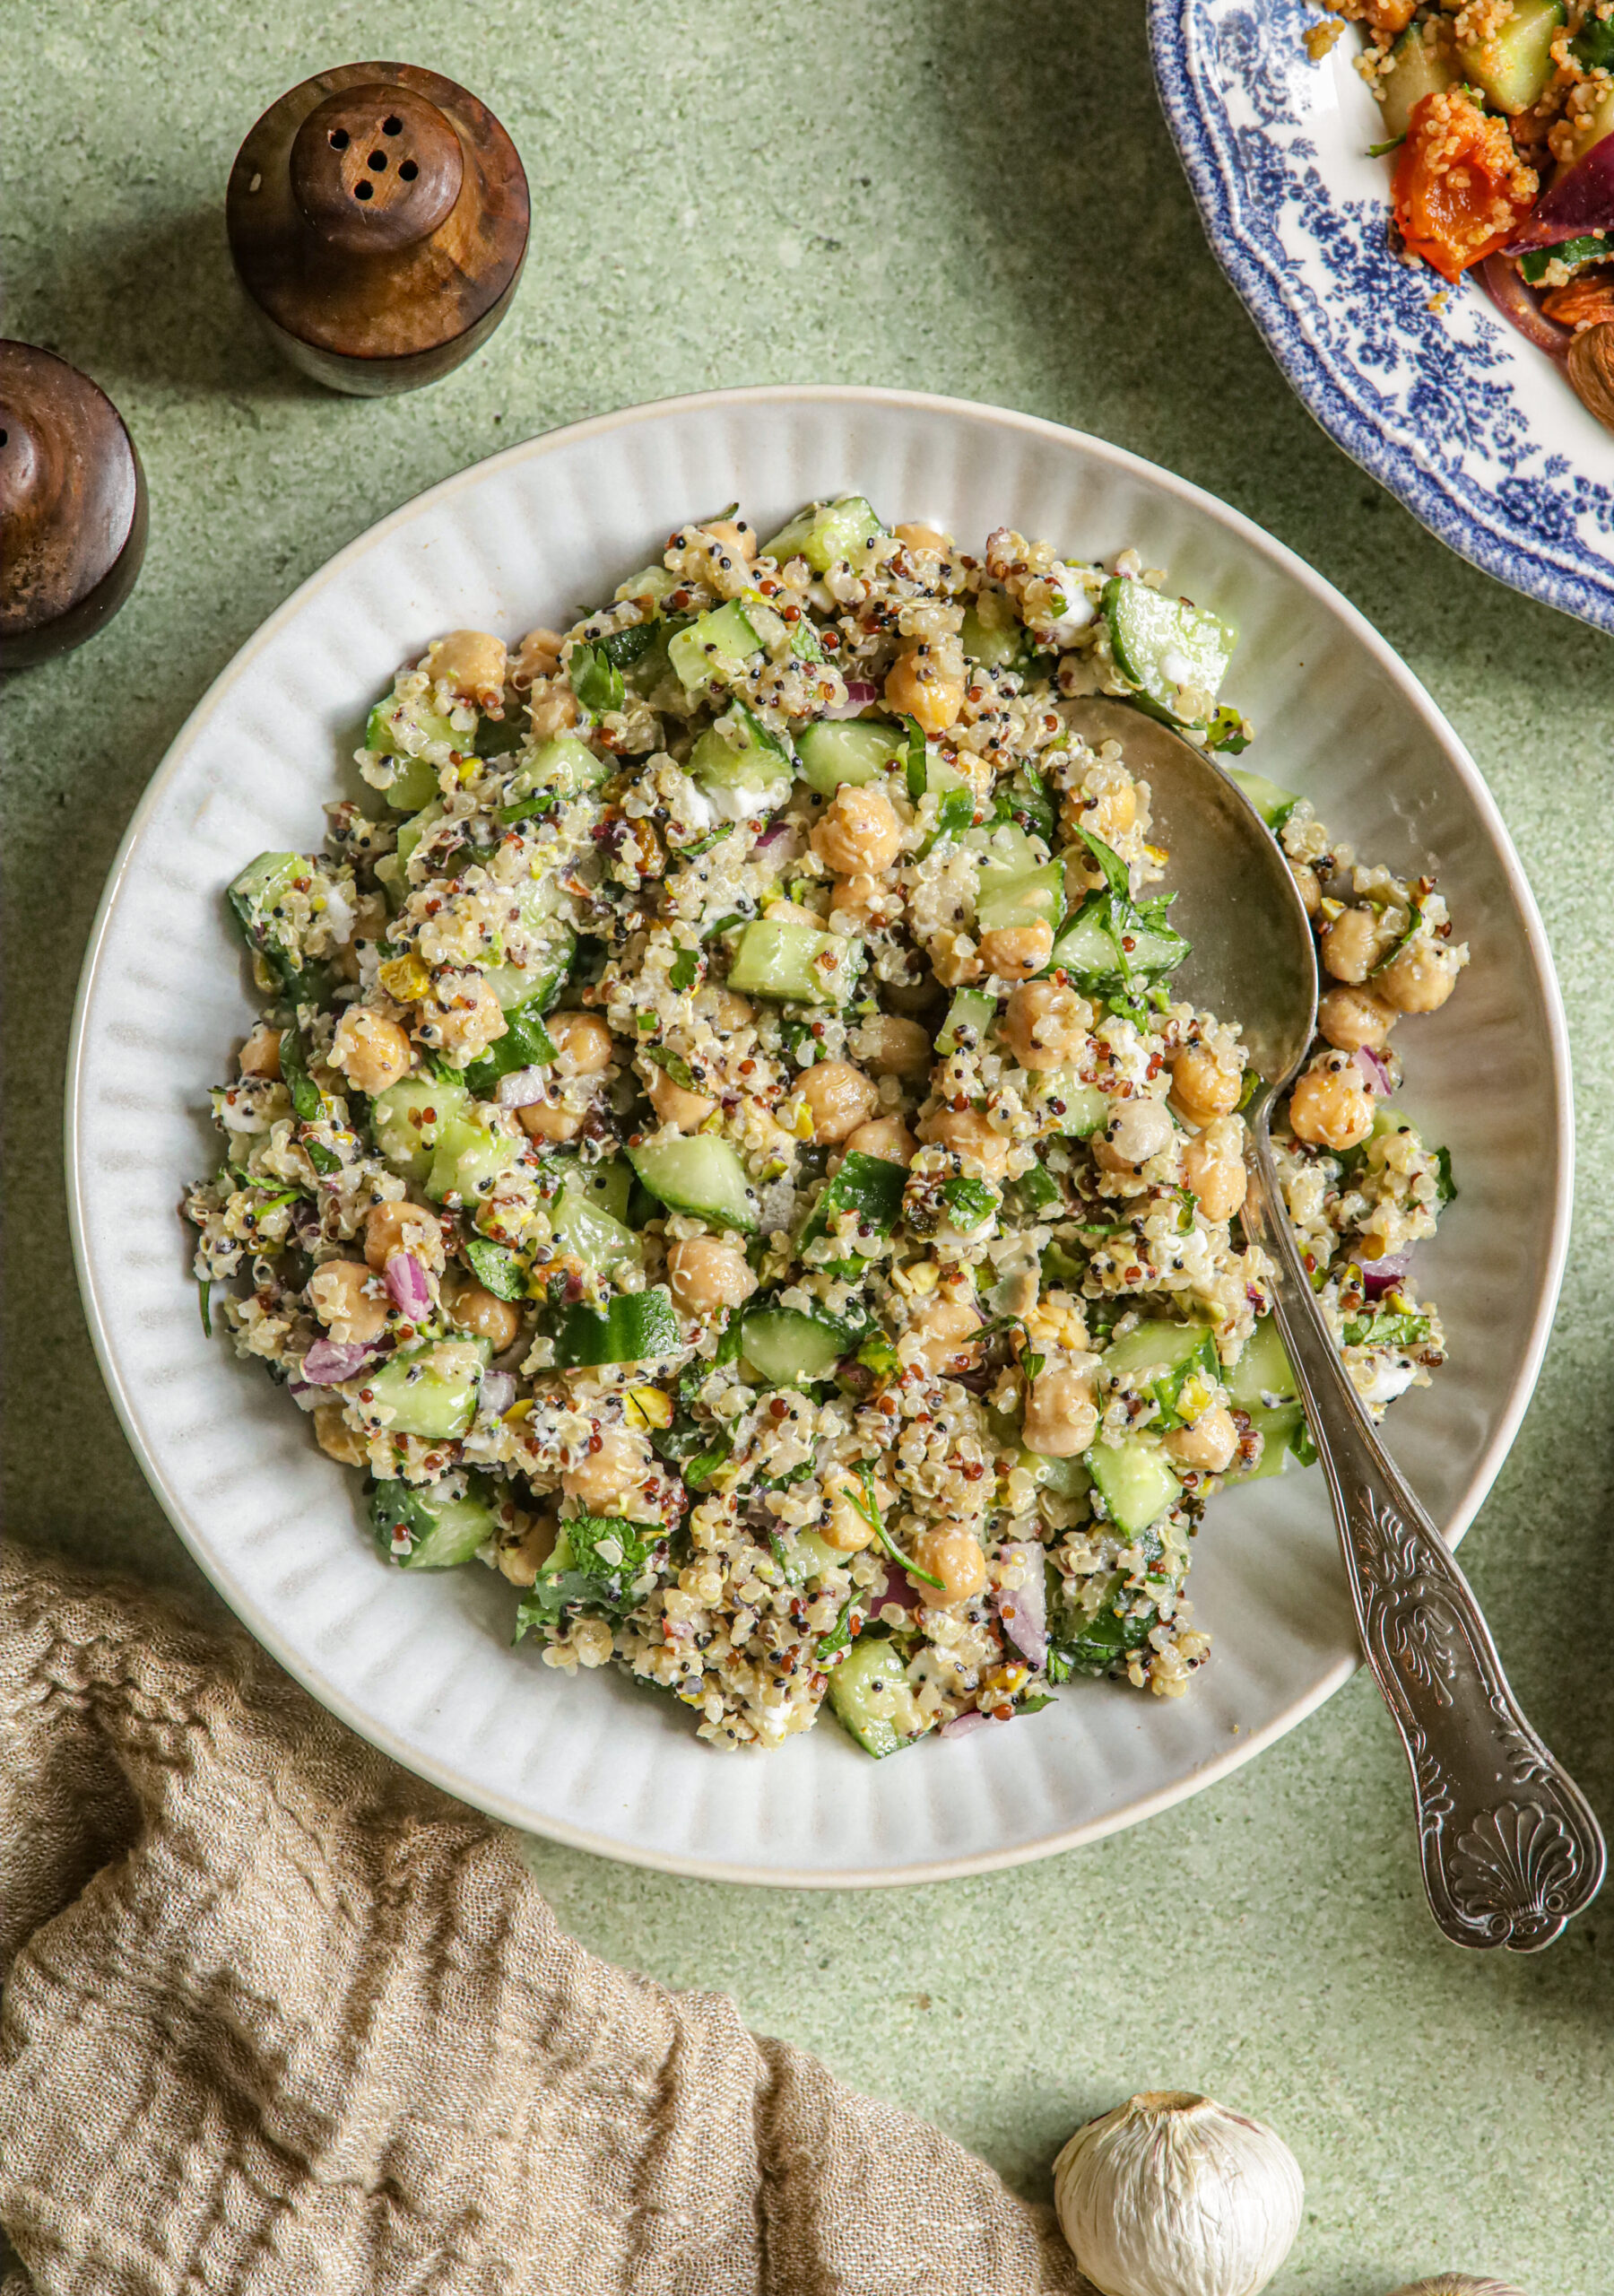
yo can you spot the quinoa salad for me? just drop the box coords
[186,497,1467,1758]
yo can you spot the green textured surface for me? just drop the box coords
[4,3,1612,2289]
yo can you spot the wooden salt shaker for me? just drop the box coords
[0,343,147,671]
[226,63,529,396]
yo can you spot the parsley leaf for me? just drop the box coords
[198,1278,213,1338]
[464,1235,526,1301]
[568,641,625,718]
[279,1027,324,1125]
[1072,823,1132,900]
[940,1175,998,1230]
[668,948,700,993]
[304,1138,342,1176]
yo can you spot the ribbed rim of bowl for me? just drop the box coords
[65,384,1576,1883]
[1146,0,1614,638]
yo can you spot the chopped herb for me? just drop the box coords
[304,1138,342,1176]
[499,791,557,827]
[672,823,733,860]
[599,621,659,669]
[1072,823,1132,900]
[1366,135,1405,159]
[464,1235,526,1301]
[643,1043,699,1091]
[850,1462,948,1590]
[198,1278,213,1338]
[668,948,700,993]
[568,640,625,717]
[1433,1145,1456,1207]
[279,1027,324,1125]
[1343,1309,1431,1350]
[1236,1066,1263,1113]
[902,714,927,804]
[940,1175,998,1230]
[816,1592,859,1662]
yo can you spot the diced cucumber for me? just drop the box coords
[394,802,442,883]
[552,1156,634,1223]
[740,1306,850,1387]
[726,918,854,1004]
[959,590,1027,667]
[366,691,463,810]
[615,564,678,607]
[794,718,905,794]
[550,1187,645,1279]
[1378,21,1457,141]
[772,1526,845,1586]
[370,1073,470,1183]
[552,1287,681,1368]
[629,1135,759,1234]
[975,859,1067,940]
[1228,768,1299,831]
[1226,1315,1297,1412]
[1030,1074,1110,1135]
[1083,1435,1181,1538]
[1016,1447,1094,1500]
[1458,0,1563,115]
[797,1151,909,1273]
[1047,892,1188,987]
[377,752,440,812]
[364,1337,490,1439]
[1101,1318,1219,1430]
[504,735,612,812]
[1222,1400,1309,1486]
[425,1112,522,1205]
[1565,79,1614,165]
[668,600,763,693]
[370,1473,498,1569]
[1102,577,1236,727]
[973,821,1043,877]
[689,703,794,815]
[761,496,887,574]
[828,1635,932,1758]
[227,852,331,1004]
[938,987,998,1056]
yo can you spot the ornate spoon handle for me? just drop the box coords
[1243,1124,1604,1951]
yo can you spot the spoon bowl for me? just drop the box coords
[1066,697,1604,1952]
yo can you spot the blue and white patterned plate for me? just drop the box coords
[1150,0,1614,634]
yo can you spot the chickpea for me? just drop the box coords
[1317,983,1397,1053]
[840,1117,916,1166]
[705,516,759,561]
[884,645,966,735]
[1182,1119,1247,1222]
[704,987,754,1031]
[308,1259,389,1344]
[801,1059,879,1144]
[811,784,903,876]
[1023,1365,1098,1458]
[883,971,944,1018]
[1289,861,1322,919]
[1164,1405,1239,1474]
[910,1524,988,1608]
[908,1290,983,1377]
[819,1463,889,1553]
[495,1512,559,1587]
[646,1065,716,1131]
[666,1235,758,1316]
[518,1100,584,1144]
[528,683,581,739]
[1001,980,1089,1071]
[1169,1042,1243,1125]
[1319,904,1383,986]
[312,1403,368,1467]
[894,521,948,552]
[547,1009,616,1075]
[426,629,508,713]
[510,625,564,689]
[562,1425,654,1511]
[420,969,508,1060]
[829,870,892,928]
[363,1199,443,1274]
[917,1104,1012,1178]
[1092,1096,1176,1175]
[855,1013,932,1078]
[447,1280,521,1354]
[1289,1054,1375,1152]
[978,921,1054,981]
[239,1022,282,1080]
[1376,938,1461,1014]
[761,898,822,927]
[329,1006,412,1095]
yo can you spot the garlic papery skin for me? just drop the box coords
[1385,2282,1528,2295]
[1053,2090,1304,2296]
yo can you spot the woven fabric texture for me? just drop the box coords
[0,1544,1084,2295]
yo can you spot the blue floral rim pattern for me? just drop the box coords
[1149,0,1614,637]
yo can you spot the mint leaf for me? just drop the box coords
[464,1236,526,1300]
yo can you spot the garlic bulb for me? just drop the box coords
[1053,2090,1304,2296]
[1385,2282,1528,2295]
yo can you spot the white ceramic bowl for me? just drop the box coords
[67,387,1572,1884]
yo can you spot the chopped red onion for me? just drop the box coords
[996,1542,1048,1669]
[940,1709,1013,1740]
[479,1369,516,1416]
[383,1251,433,1320]
[1354,1046,1394,1097]
[1354,1249,1412,1299]
[300,1336,383,1386]
[1505,138,1614,256]
[876,1564,922,1611]
[1479,254,1573,359]
[821,679,881,719]
[753,819,792,852]
[290,1198,323,1249]
[495,1066,550,1109]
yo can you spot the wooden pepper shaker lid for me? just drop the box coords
[0,342,147,672]
[226,63,529,396]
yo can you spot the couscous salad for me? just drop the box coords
[187,499,1465,1756]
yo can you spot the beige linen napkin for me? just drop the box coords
[0,1544,1084,2295]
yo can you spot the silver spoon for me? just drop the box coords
[1065,698,1604,1952]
